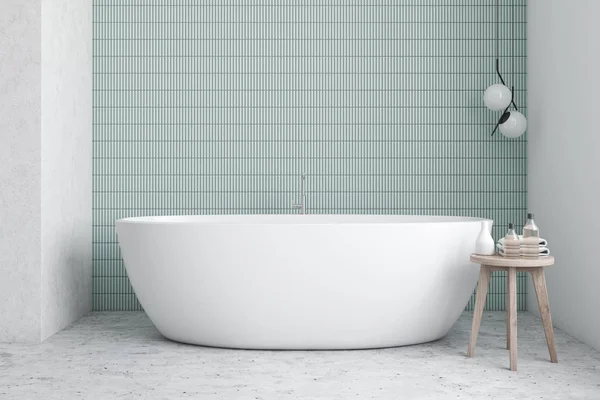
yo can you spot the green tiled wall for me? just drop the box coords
[93,1,527,311]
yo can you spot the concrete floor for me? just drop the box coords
[1,312,599,399]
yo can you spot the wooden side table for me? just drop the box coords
[467,254,557,371]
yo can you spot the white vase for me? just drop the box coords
[475,220,495,255]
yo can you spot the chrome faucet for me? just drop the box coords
[292,173,307,214]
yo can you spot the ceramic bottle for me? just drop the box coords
[475,220,495,255]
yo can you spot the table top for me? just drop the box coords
[470,253,555,267]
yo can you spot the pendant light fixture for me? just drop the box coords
[483,0,511,111]
[498,0,527,138]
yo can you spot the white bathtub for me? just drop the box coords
[116,215,486,349]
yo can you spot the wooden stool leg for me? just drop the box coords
[531,267,558,363]
[506,270,511,350]
[508,267,518,371]
[467,266,492,357]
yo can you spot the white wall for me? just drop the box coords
[40,0,93,341]
[528,0,600,351]
[0,0,92,342]
[0,0,42,343]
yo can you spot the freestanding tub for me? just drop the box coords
[116,215,487,349]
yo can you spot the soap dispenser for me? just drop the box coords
[502,223,520,258]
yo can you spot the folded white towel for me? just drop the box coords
[496,243,519,251]
[498,249,551,257]
[496,243,520,256]
[499,248,520,257]
[497,243,550,256]
[498,235,548,247]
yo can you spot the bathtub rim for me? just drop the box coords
[116,214,492,226]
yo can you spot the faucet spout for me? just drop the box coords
[292,174,307,214]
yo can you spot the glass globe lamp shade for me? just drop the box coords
[483,84,511,111]
[499,110,527,138]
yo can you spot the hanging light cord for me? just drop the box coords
[495,0,506,85]
[491,0,519,136]
[493,0,518,110]
[510,0,518,111]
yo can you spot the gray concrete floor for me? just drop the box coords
[1,312,599,399]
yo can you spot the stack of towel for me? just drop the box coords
[497,236,550,257]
